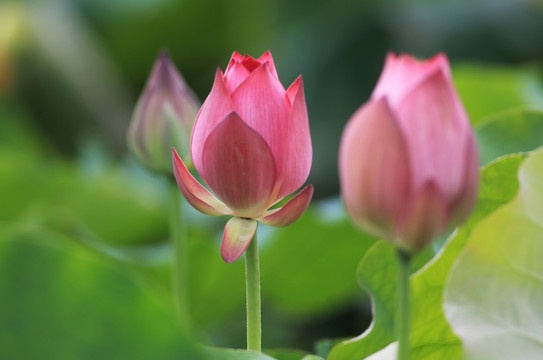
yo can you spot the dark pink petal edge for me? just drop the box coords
[172,147,230,216]
[258,184,314,227]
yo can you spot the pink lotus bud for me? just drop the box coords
[128,50,201,173]
[339,53,479,253]
[173,51,313,262]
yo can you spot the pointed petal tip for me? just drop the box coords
[260,50,273,58]
[257,50,274,64]
[147,49,187,95]
[172,147,230,216]
[154,50,176,76]
[286,75,304,97]
[227,51,244,67]
[159,48,170,61]
[258,184,314,227]
[257,50,278,78]
[385,51,398,61]
[221,217,257,263]
[230,60,286,106]
[214,67,225,79]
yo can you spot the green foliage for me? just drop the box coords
[444,149,543,359]
[0,227,203,360]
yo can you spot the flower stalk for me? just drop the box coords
[396,249,412,360]
[245,232,262,351]
[127,50,200,175]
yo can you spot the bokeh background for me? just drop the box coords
[1,0,543,359]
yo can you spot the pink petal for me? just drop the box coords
[339,98,411,240]
[372,52,450,107]
[191,69,234,175]
[201,112,277,218]
[225,51,245,73]
[221,217,258,263]
[257,50,279,79]
[285,75,301,105]
[172,147,230,216]
[395,69,471,203]
[223,60,252,93]
[447,131,479,228]
[396,181,448,252]
[258,184,314,227]
[275,76,313,200]
[241,54,262,72]
[231,64,290,197]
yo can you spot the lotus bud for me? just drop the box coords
[128,50,200,173]
[339,53,479,253]
[173,51,313,262]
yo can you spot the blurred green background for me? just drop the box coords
[1,0,543,359]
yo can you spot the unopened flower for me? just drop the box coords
[339,53,479,252]
[128,50,200,173]
[173,51,313,262]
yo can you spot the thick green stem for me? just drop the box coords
[245,232,262,351]
[396,249,412,360]
[170,184,191,331]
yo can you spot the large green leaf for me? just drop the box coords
[328,153,525,359]
[0,226,203,360]
[444,148,543,359]
[476,109,543,165]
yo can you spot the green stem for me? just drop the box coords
[245,232,262,351]
[170,184,191,332]
[396,249,412,360]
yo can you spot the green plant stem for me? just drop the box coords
[397,249,412,360]
[170,184,191,332]
[245,232,262,352]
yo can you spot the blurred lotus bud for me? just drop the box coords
[339,53,479,253]
[128,50,200,173]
